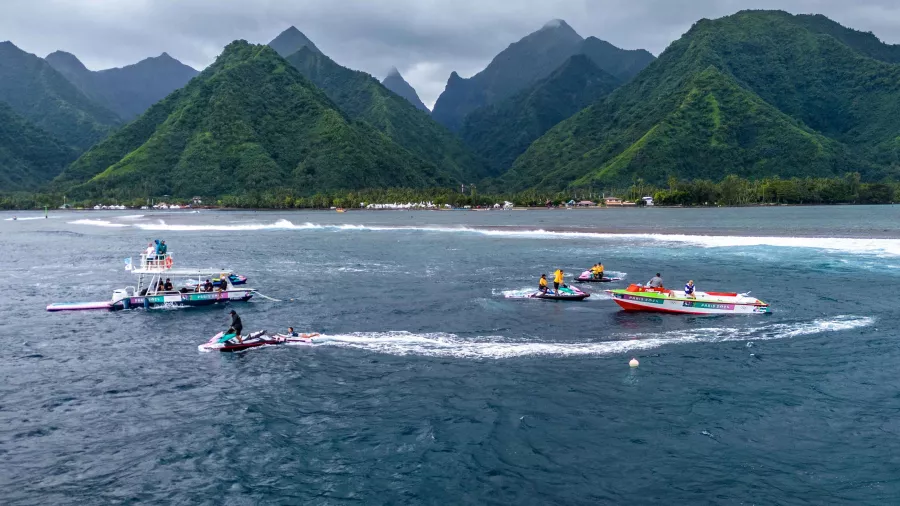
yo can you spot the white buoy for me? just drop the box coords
[629,357,639,368]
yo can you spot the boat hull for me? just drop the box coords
[47,290,254,312]
[111,290,255,310]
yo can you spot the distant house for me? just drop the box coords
[577,200,594,207]
[604,197,637,206]
[192,196,203,205]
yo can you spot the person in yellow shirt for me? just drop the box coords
[591,262,605,280]
[539,274,549,293]
[553,269,564,292]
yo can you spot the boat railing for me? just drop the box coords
[140,252,174,271]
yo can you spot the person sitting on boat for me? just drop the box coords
[156,280,165,292]
[203,279,214,292]
[684,280,696,299]
[539,274,549,293]
[218,273,229,290]
[227,310,243,344]
[163,278,174,291]
[288,327,299,337]
[553,269,565,292]
[646,273,664,289]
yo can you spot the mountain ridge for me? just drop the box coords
[56,41,451,198]
[504,10,899,190]
[0,41,119,149]
[46,49,198,120]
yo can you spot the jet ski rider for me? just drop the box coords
[539,274,549,293]
[227,310,243,344]
[592,262,604,280]
[553,269,565,293]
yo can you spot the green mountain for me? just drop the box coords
[431,20,584,131]
[381,67,429,112]
[281,45,490,180]
[505,10,900,190]
[0,101,78,190]
[55,41,448,198]
[46,51,199,120]
[460,54,621,172]
[431,20,655,131]
[0,41,119,149]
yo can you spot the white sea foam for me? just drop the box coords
[68,218,900,256]
[134,219,320,231]
[69,219,129,228]
[5,216,51,221]
[310,316,873,359]
[118,214,145,220]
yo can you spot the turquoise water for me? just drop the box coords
[2,206,898,504]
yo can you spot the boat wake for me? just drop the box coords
[64,219,900,257]
[496,286,611,300]
[310,316,873,359]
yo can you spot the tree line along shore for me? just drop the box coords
[2,173,897,211]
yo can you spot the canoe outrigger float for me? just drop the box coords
[606,284,769,315]
[47,250,255,312]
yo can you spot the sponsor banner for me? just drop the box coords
[620,293,665,304]
[682,300,735,311]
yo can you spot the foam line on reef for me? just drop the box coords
[69,218,900,256]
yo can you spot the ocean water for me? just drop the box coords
[2,206,899,504]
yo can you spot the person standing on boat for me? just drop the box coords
[684,280,696,298]
[553,269,565,293]
[145,243,155,268]
[646,273,664,289]
[227,310,243,344]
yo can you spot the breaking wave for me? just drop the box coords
[69,219,129,228]
[309,316,873,359]
[68,218,900,256]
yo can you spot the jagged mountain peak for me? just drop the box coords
[381,66,429,112]
[269,26,322,57]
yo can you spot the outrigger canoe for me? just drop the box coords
[606,284,769,315]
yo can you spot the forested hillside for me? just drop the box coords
[55,42,449,198]
[505,10,900,190]
[0,102,78,190]
[283,46,490,180]
[0,42,119,149]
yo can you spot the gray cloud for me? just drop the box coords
[4,0,900,108]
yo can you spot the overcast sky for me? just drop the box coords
[4,0,900,108]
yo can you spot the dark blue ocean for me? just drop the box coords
[2,206,899,505]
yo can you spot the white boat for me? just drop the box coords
[606,284,769,315]
[47,247,255,312]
